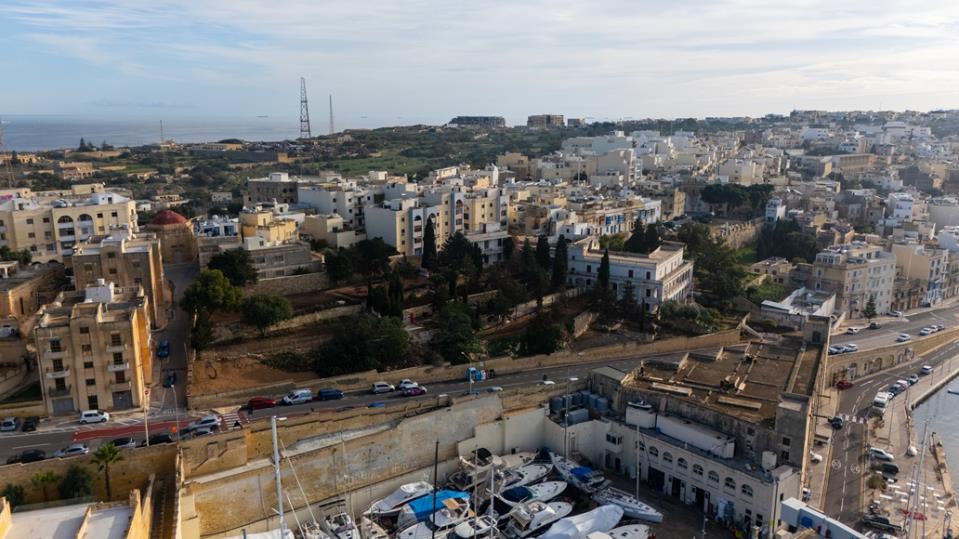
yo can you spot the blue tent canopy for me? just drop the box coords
[404,490,469,522]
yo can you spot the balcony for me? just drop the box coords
[45,367,70,379]
[109,381,132,392]
[48,385,72,398]
[107,362,130,372]
[106,344,127,353]
[45,350,65,360]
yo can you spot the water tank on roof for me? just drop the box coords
[550,397,563,413]
[587,394,599,409]
[567,408,589,426]
[594,398,609,413]
[762,451,777,471]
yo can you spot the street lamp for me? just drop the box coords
[563,376,579,458]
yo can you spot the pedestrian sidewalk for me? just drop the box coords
[808,386,842,509]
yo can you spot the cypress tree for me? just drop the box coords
[535,236,551,269]
[597,249,611,290]
[643,223,661,253]
[421,217,437,269]
[551,235,568,289]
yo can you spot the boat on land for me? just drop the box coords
[501,501,575,539]
[451,514,500,539]
[550,453,610,494]
[322,511,360,539]
[539,504,624,539]
[397,490,470,530]
[586,524,651,539]
[491,481,567,517]
[366,481,434,517]
[397,498,472,539]
[948,389,959,395]
[592,487,662,523]
[497,463,553,490]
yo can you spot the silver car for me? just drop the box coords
[54,443,90,458]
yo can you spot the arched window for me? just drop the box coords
[725,477,736,490]
[677,458,688,470]
[57,215,74,224]
[648,446,659,458]
[708,471,719,483]
[692,464,703,476]
[662,452,673,464]
[741,484,753,497]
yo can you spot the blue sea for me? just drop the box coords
[911,375,959,473]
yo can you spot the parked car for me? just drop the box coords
[0,417,19,432]
[157,340,170,358]
[829,416,845,429]
[397,379,419,391]
[54,443,90,458]
[887,310,904,318]
[828,346,844,355]
[21,416,38,432]
[921,365,934,375]
[539,380,556,386]
[869,322,882,330]
[281,389,313,405]
[936,324,947,331]
[869,447,895,462]
[863,514,904,533]
[874,462,900,475]
[810,452,823,463]
[317,388,344,401]
[6,449,46,464]
[188,414,222,431]
[367,401,386,408]
[191,427,215,438]
[247,397,277,410]
[846,327,861,335]
[142,433,175,446]
[896,333,911,342]
[403,386,428,397]
[836,379,854,390]
[843,343,859,353]
[371,382,395,394]
[162,371,177,388]
[888,384,904,396]
[79,410,110,424]
[907,374,920,385]
[486,386,504,393]
[919,327,934,336]
[108,437,137,449]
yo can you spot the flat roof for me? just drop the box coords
[84,505,132,539]
[7,502,89,539]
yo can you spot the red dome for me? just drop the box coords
[150,210,188,226]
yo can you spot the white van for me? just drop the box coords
[79,410,110,424]
[281,389,313,405]
[871,392,890,415]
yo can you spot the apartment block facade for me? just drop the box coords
[810,242,896,317]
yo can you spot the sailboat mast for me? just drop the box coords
[432,440,439,539]
[273,416,287,534]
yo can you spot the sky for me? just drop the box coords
[2,0,959,126]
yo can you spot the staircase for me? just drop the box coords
[151,474,177,539]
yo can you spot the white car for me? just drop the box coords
[921,365,934,375]
[810,452,823,463]
[869,447,895,462]
[828,345,844,355]
[371,381,395,394]
[888,310,903,317]
[397,379,419,391]
[919,327,934,336]
[539,380,556,386]
[54,443,90,458]
[896,333,911,342]
[79,410,110,424]
[843,343,859,353]
[846,327,861,335]
[188,414,222,431]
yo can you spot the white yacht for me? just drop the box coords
[586,524,651,539]
[498,463,553,490]
[366,481,434,517]
[322,511,360,539]
[539,504,624,539]
[491,481,567,518]
[592,487,662,523]
[451,515,500,539]
[550,452,609,494]
[397,498,472,539]
[501,501,574,539]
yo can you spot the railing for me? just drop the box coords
[109,381,131,392]
[106,344,126,353]
[45,367,70,379]
[45,350,65,360]
[48,385,72,397]
[107,362,130,372]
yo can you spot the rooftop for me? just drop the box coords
[149,210,188,226]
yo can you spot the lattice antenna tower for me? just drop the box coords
[329,94,334,135]
[299,77,312,139]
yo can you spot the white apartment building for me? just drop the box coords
[886,192,915,224]
[811,242,896,317]
[297,183,374,230]
[890,241,949,305]
[561,132,634,156]
[566,238,693,311]
[765,197,786,224]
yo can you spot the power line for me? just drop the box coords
[299,77,312,139]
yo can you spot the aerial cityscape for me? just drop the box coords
[2,2,959,539]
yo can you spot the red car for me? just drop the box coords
[247,397,277,410]
[836,379,853,390]
[402,386,428,397]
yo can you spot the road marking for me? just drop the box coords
[12,442,49,449]
[832,459,842,470]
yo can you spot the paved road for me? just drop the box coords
[823,340,959,528]
[831,303,959,350]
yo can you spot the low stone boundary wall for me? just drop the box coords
[825,326,959,384]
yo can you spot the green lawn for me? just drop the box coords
[733,247,757,264]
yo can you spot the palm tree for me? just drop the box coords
[31,471,58,502]
[92,443,123,500]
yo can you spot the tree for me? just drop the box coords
[324,248,354,284]
[625,221,647,253]
[92,443,123,500]
[863,295,877,321]
[314,314,409,376]
[597,249,611,290]
[643,223,661,253]
[387,271,405,317]
[502,236,515,262]
[432,302,483,365]
[180,270,242,314]
[9,150,18,165]
[535,236,551,270]
[1,483,25,508]
[242,294,293,336]
[520,239,535,274]
[678,223,745,307]
[0,245,32,265]
[429,274,450,311]
[367,286,391,316]
[551,235,568,290]
[190,308,215,352]
[619,281,639,320]
[32,471,59,502]
[208,248,258,286]
[422,217,437,270]
[355,238,394,301]
[522,310,565,356]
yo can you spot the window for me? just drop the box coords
[86,378,96,386]
[692,464,703,476]
[115,371,126,384]
[662,452,673,464]
[49,339,62,353]
[586,265,592,273]
[112,352,123,364]
[26,218,33,225]
[628,269,634,278]
[724,477,736,490]
[27,232,34,238]
[87,396,98,410]
[110,333,122,346]
[781,437,791,447]
[741,484,753,497]
[52,359,64,371]
[83,361,94,369]
[43,217,50,223]
[708,471,719,483]
[81,344,92,353]
[677,458,688,470]
[648,446,659,458]
[605,433,622,445]
[636,440,645,452]
[780,450,790,461]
